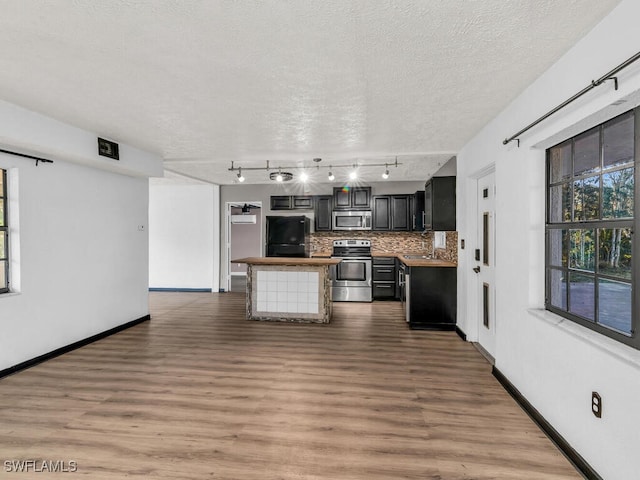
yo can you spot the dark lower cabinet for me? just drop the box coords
[406,265,457,330]
[372,257,397,299]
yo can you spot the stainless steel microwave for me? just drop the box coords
[332,210,372,230]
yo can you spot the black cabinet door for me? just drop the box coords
[333,186,371,210]
[351,187,371,209]
[409,266,457,329]
[270,196,292,210]
[292,196,313,209]
[372,196,391,230]
[313,195,332,231]
[413,190,425,231]
[333,187,351,209]
[424,176,456,231]
[390,195,410,231]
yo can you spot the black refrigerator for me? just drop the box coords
[266,216,310,257]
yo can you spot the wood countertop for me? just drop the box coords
[396,255,456,267]
[232,257,341,266]
[310,251,456,267]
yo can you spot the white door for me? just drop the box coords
[475,172,496,358]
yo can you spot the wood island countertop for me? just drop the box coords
[232,257,341,266]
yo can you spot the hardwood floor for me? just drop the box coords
[0,292,581,479]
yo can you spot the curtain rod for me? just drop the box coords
[503,50,640,146]
[0,148,54,166]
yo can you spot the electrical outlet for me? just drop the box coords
[592,391,602,418]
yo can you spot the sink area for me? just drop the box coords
[402,254,433,259]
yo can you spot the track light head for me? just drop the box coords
[237,167,245,182]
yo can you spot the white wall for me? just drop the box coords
[457,1,640,478]
[0,154,150,370]
[0,99,161,373]
[149,182,219,290]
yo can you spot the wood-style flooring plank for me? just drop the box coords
[0,292,580,479]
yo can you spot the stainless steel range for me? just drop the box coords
[330,239,372,302]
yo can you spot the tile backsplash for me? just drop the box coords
[310,231,458,264]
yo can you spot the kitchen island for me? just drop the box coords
[231,257,341,324]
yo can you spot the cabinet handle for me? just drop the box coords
[376,269,392,273]
[412,214,416,229]
[376,285,392,288]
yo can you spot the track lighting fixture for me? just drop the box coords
[228,157,402,183]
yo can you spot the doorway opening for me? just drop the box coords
[226,201,262,292]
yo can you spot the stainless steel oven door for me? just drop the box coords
[331,258,372,287]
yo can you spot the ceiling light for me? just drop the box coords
[382,169,389,179]
[349,170,357,180]
[328,168,334,181]
[269,171,293,182]
[300,171,309,183]
[237,167,245,182]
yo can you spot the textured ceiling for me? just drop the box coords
[0,0,622,184]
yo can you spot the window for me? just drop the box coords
[546,110,637,349]
[0,168,8,293]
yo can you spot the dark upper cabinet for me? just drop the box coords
[413,190,425,231]
[313,195,332,231]
[372,195,411,231]
[424,176,456,231]
[332,186,371,210]
[391,195,411,230]
[372,196,391,230]
[270,195,291,210]
[351,187,371,209]
[270,195,313,211]
[292,196,313,209]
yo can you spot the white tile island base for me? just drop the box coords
[233,257,340,324]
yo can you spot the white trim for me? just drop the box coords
[469,162,496,180]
